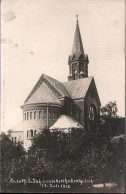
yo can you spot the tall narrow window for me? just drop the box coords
[30,130,33,138]
[27,112,29,120]
[12,137,13,142]
[34,130,37,137]
[34,111,37,119]
[27,131,29,138]
[25,113,26,120]
[57,111,59,118]
[39,111,42,119]
[74,69,77,80]
[53,111,55,120]
[15,137,17,144]
[30,112,32,120]
[49,111,51,120]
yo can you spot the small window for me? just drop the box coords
[34,111,37,119]
[25,113,26,120]
[12,137,13,142]
[30,112,32,120]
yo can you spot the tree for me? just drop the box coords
[100,101,118,118]
[100,101,119,137]
[1,133,26,192]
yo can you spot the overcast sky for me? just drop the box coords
[1,0,125,131]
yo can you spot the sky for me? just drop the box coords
[1,0,125,132]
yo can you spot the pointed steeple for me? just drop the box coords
[71,19,84,58]
[68,17,89,81]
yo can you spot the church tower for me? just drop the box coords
[68,17,89,81]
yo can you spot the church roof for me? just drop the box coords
[71,21,84,58]
[50,115,84,130]
[43,74,70,98]
[24,81,61,105]
[23,74,94,106]
[63,76,93,99]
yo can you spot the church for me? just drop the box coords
[9,18,101,150]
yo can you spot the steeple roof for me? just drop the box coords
[71,21,84,58]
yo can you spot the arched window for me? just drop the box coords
[34,111,37,119]
[27,112,29,120]
[39,111,42,119]
[30,112,32,120]
[30,130,33,138]
[34,130,37,137]
[74,69,77,80]
[88,104,97,130]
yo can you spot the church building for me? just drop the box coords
[9,19,101,150]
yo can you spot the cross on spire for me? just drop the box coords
[76,14,79,23]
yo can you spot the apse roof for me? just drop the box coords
[50,115,84,130]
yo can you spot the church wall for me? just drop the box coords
[72,99,85,127]
[59,98,72,116]
[84,82,100,130]
[22,105,61,150]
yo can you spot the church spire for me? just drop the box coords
[68,17,89,81]
[71,15,84,58]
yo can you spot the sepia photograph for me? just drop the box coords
[1,0,125,193]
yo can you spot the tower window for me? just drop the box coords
[74,69,77,80]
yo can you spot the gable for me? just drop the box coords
[24,74,70,104]
[24,82,61,105]
[85,78,101,106]
[63,76,93,99]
